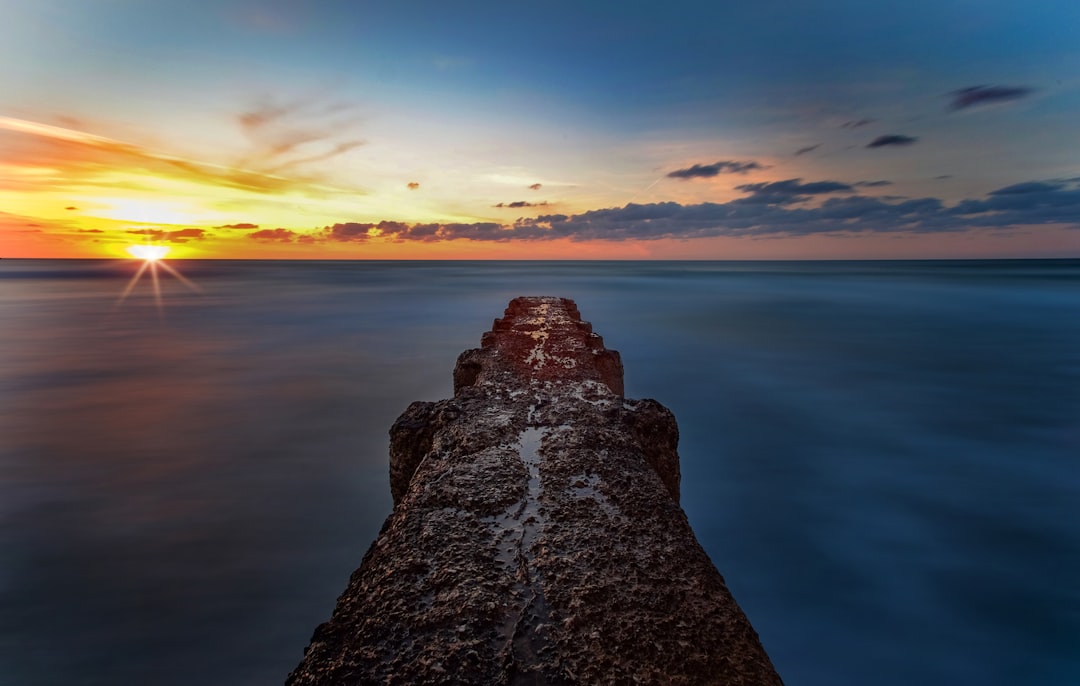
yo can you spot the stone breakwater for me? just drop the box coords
[287,297,783,685]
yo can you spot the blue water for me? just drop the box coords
[1,259,1077,685]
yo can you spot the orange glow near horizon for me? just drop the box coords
[3,113,1079,261]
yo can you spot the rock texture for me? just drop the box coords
[287,297,783,685]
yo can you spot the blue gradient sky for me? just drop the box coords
[3,0,1079,258]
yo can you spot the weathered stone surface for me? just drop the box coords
[287,296,783,685]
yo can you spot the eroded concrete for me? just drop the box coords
[287,297,782,685]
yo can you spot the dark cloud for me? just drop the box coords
[125,228,207,243]
[240,178,1080,248]
[215,222,260,229]
[324,222,374,242]
[407,182,420,190]
[734,178,854,205]
[949,85,1034,111]
[794,144,821,156]
[250,228,299,242]
[841,119,875,129]
[866,135,918,148]
[494,201,549,208]
[77,229,104,233]
[989,181,1064,195]
[950,180,1080,219]
[935,175,953,180]
[529,183,543,190]
[854,180,893,187]
[377,222,509,242]
[65,206,78,210]
[667,160,765,179]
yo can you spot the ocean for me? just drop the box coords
[1,259,1077,685]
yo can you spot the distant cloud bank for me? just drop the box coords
[245,178,1080,245]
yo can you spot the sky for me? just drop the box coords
[2,0,1079,259]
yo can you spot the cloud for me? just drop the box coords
[494,201,549,208]
[289,178,1080,244]
[854,180,893,187]
[324,222,380,242]
[0,115,363,197]
[935,175,953,180]
[250,228,299,242]
[866,135,918,148]
[65,206,78,210]
[988,181,1063,195]
[237,97,365,174]
[126,228,207,243]
[77,229,104,233]
[949,85,1034,111]
[215,222,260,229]
[841,119,875,129]
[949,180,1080,219]
[794,144,821,156]
[667,160,765,179]
[734,178,854,205]
[529,183,543,190]
[407,182,420,190]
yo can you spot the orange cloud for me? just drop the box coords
[126,228,208,244]
[0,115,364,197]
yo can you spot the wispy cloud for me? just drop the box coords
[215,222,260,229]
[236,96,366,174]
[841,119,875,129]
[866,134,918,148]
[854,180,893,187]
[949,85,1034,111]
[794,144,821,156]
[667,160,765,179]
[126,228,207,243]
[528,183,543,190]
[0,114,363,197]
[407,182,420,190]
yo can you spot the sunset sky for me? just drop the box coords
[3,0,1079,259]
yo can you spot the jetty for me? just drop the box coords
[287,297,782,685]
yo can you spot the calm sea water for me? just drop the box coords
[1,259,1078,685]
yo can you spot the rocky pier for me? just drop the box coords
[287,296,782,685]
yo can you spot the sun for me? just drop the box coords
[127,244,171,261]
[115,244,199,319]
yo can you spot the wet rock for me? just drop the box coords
[287,297,783,685]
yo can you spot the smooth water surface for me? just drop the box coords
[1,259,1078,685]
